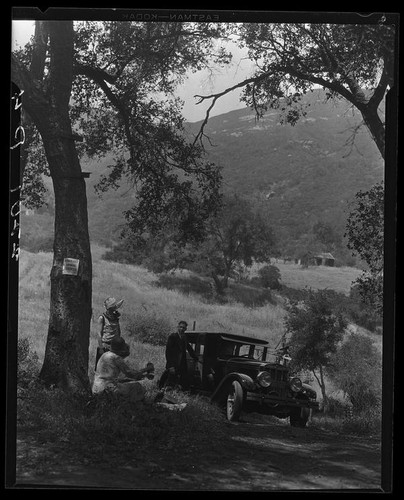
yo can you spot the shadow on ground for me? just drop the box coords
[15,413,382,491]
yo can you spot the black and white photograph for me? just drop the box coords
[8,8,398,491]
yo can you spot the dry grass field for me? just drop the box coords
[17,245,364,381]
[252,260,362,295]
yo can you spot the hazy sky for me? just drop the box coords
[11,20,254,123]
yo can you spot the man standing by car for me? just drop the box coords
[163,321,198,390]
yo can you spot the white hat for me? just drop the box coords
[104,297,124,310]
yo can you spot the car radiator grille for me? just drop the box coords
[262,368,289,399]
[268,368,287,382]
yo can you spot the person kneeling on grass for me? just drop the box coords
[92,336,154,403]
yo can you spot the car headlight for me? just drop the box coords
[256,371,272,388]
[289,377,302,392]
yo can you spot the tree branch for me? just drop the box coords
[11,53,49,128]
[48,21,74,108]
[368,62,390,110]
[30,21,49,81]
[192,74,270,145]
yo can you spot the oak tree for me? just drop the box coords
[189,195,277,294]
[195,23,395,159]
[284,289,347,411]
[11,20,228,394]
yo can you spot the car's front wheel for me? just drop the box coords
[226,380,243,421]
[290,407,310,427]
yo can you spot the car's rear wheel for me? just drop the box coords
[290,407,310,427]
[226,380,243,421]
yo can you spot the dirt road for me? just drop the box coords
[14,415,382,491]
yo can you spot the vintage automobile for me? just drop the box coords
[183,331,319,427]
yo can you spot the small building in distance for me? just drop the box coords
[314,252,335,267]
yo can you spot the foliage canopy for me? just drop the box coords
[16,21,232,240]
[345,182,384,312]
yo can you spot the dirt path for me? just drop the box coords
[14,416,381,491]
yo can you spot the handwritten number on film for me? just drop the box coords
[10,89,24,261]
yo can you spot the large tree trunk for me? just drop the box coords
[39,128,92,395]
[40,22,92,395]
[12,21,92,395]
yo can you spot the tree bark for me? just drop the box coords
[211,272,226,295]
[358,105,386,160]
[39,127,92,395]
[313,366,329,413]
[12,21,92,395]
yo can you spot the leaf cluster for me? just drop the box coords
[327,333,382,413]
[284,289,347,371]
[15,21,231,240]
[19,115,50,209]
[345,182,384,313]
[188,194,277,274]
[345,182,384,273]
[237,23,395,125]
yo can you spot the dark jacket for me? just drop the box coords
[165,331,197,371]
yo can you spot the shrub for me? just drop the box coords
[348,285,382,332]
[258,264,282,290]
[327,333,382,416]
[325,396,353,418]
[340,406,382,436]
[280,286,310,304]
[311,403,381,437]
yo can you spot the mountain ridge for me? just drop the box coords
[21,90,384,259]
[184,90,383,250]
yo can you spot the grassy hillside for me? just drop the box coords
[18,244,383,414]
[17,244,367,380]
[185,90,383,240]
[18,245,284,375]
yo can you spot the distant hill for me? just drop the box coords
[20,89,384,255]
[185,89,383,243]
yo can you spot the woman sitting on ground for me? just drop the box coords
[92,336,154,403]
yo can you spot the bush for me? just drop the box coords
[327,333,382,415]
[348,285,382,332]
[312,403,381,437]
[340,406,382,436]
[257,264,282,290]
[326,396,353,419]
[280,286,310,304]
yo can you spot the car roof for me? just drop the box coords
[186,331,269,346]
